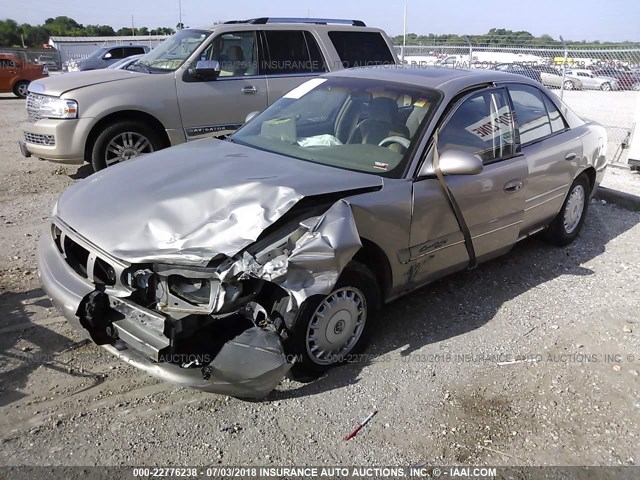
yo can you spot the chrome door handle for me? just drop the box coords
[564,152,577,160]
[242,86,257,94]
[504,180,523,193]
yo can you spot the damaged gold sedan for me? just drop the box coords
[38,67,607,398]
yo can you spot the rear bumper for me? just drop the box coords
[37,227,292,398]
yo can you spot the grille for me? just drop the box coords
[52,224,117,286]
[23,132,55,146]
[26,93,45,122]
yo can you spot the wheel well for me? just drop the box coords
[581,166,596,192]
[353,238,392,301]
[83,110,170,162]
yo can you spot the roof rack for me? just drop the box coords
[224,17,366,27]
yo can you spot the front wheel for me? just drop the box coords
[563,80,574,90]
[91,120,164,171]
[13,81,29,99]
[600,82,611,91]
[285,261,380,377]
[543,173,590,246]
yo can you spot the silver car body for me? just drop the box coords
[38,67,608,397]
[566,69,620,90]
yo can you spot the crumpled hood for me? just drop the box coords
[28,69,144,97]
[56,139,382,266]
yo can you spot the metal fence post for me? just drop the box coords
[559,35,568,100]
[466,36,473,68]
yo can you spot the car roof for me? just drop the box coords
[324,66,540,93]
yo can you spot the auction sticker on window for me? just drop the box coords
[465,105,513,142]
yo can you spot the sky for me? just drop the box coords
[1,0,639,42]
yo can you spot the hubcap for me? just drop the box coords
[18,84,28,96]
[564,81,573,90]
[563,184,585,234]
[305,287,367,365]
[105,131,153,166]
[602,83,611,91]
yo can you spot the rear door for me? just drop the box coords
[410,87,529,284]
[176,30,268,139]
[261,30,327,104]
[506,83,582,233]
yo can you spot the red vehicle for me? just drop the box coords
[0,53,48,98]
[592,68,640,90]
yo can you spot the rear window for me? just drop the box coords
[328,31,394,68]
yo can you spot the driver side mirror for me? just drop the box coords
[193,60,220,81]
[418,149,483,177]
[103,52,112,59]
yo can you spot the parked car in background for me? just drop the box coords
[0,53,48,98]
[531,65,582,90]
[107,54,145,70]
[492,63,542,83]
[38,67,607,397]
[35,54,60,71]
[565,69,620,91]
[20,17,397,171]
[67,45,150,72]
[591,68,640,90]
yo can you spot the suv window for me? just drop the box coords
[201,31,258,77]
[108,48,125,59]
[262,30,325,74]
[328,31,394,68]
[124,47,146,56]
[508,84,553,144]
[438,89,516,164]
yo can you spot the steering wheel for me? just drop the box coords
[378,136,411,150]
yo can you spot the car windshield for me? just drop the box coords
[231,76,441,178]
[133,29,209,72]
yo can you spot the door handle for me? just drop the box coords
[564,152,577,161]
[504,180,523,193]
[241,86,257,94]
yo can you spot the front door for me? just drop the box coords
[409,87,528,284]
[176,30,268,139]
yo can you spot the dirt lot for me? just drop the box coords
[0,93,639,468]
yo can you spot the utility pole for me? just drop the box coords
[131,15,135,36]
[402,5,407,63]
[179,0,183,29]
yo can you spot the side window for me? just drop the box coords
[201,31,258,77]
[508,84,553,144]
[328,31,394,68]
[303,31,327,73]
[438,89,516,164]
[126,47,146,56]
[541,94,568,133]
[107,48,125,59]
[262,30,320,75]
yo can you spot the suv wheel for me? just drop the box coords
[91,120,163,171]
[543,173,590,246]
[283,261,380,378]
[13,81,29,99]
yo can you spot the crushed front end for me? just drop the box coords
[37,200,361,398]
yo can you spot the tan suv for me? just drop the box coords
[20,18,397,171]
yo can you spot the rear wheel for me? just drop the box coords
[13,81,29,99]
[563,80,574,90]
[543,173,590,246]
[600,82,611,91]
[284,261,380,378]
[91,120,163,171]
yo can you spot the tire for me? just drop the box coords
[563,80,574,91]
[600,82,611,91]
[283,261,380,378]
[91,120,164,171]
[543,173,591,246]
[13,81,29,99]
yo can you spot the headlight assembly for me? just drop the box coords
[38,97,78,119]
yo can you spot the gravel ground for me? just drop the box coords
[1,93,639,468]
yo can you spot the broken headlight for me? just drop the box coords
[169,276,212,304]
[151,265,222,315]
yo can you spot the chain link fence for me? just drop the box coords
[394,43,640,165]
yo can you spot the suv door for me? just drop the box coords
[506,83,582,232]
[176,30,268,139]
[409,87,528,284]
[261,30,327,104]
